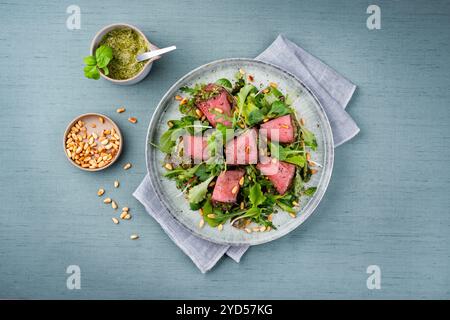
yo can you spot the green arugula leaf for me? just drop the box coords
[188,176,215,204]
[276,201,295,213]
[249,183,266,207]
[164,164,201,180]
[230,207,261,225]
[159,128,178,153]
[215,123,234,145]
[303,187,317,196]
[301,127,318,151]
[284,155,306,167]
[180,84,205,96]
[237,84,256,109]
[247,108,265,126]
[157,116,208,153]
[270,142,306,167]
[189,202,203,210]
[294,169,303,195]
[268,101,291,118]
[215,78,232,89]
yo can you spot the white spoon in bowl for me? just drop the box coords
[136,45,177,62]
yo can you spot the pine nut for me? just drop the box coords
[114,180,119,188]
[164,163,173,170]
[98,117,104,124]
[97,188,105,196]
[116,107,126,113]
[128,117,137,124]
[289,213,296,218]
[217,224,223,231]
[245,228,252,234]
[103,198,112,204]
[199,219,205,228]
[122,207,129,212]
[111,201,118,210]
[207,214,216,219]
[112,217,119,224]
[123,163,132,170]
[130,234,139,240]
[120,212,127,219]
[231,185,238,194]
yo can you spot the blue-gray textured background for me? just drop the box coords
[0,0,449,299]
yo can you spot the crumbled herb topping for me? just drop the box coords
[98,27,148,80]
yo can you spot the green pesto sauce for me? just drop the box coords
[99,28,148,80]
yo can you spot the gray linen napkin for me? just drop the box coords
[133,35,359,273]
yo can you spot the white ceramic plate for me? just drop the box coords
[146,58,334,245]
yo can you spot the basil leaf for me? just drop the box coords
[83,55,97,66]
[95,45,113,68]
[102,66,109,76]
[84,65,100,80]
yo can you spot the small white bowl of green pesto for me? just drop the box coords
[89,23,158,85]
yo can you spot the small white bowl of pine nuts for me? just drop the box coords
[64,113,123,171]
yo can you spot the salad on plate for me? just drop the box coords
[154,70,319,233]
